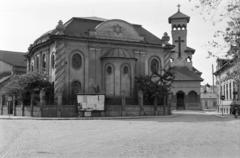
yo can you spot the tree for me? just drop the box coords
[3,72,53,105]
[190,0,240,57]
[135,69,174,105]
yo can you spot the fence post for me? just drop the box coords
[138,90,144,115]
[30,93,34,116]
[154,96,158,115]
[57,92,63,117]
[21,101,24,116]
[13,95,16,116]
[40,89,46,117]
[121,91,126,116]
[167,93,172,115]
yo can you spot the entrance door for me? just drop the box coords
[176,91,185,110]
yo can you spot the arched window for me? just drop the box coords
[42,54,46,70]
[123,66,129,74]
[186,57,191,63]
[71,81,81,94]
[31,59,34,72]
[106,65,113,75]
[36,55,39,71]
[51,54,55,69]
[71,80,81,104]
[72,53,82,70]
[150,59,160,74]
[188,91,198,103]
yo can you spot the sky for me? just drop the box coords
[0,0,227,85]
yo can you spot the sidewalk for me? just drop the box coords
[0,114,179,120]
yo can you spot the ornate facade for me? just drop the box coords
[26,17,173,105]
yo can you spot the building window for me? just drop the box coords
[42,54,46,70]
[36,55,40,71]
[150,59,159,74]
[71,80,81,104]
[230,82,232,100]
[106,66,112,75]
[31,59,34,72]
[188,91,198,103]
[123,66,129,74]
[51,54,55,69]
[226,83,228,100]
[72,53,82,70]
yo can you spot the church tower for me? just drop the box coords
[168,5,194,68]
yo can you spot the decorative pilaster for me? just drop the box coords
[54,40,66,103]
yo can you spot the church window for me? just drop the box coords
[123,66,129,74]
[72,53,82,70]
[186,57,191,62]
[151,59,159,74]
[31,59,34,72]
[42,54,46,70]
[51,54,55,69]
[71,81,81,94]
[71,81,81,104]
[188,91,198,103]
[36,55,40,71]
[106,66,112,75]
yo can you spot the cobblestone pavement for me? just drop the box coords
[0,111,239,158]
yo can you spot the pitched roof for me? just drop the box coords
[34,17,163,46]
[172,66,203,81]
[168,11,190,23]
[0,50,26,67]
[101,48,136,59]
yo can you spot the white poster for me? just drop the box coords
[77,94,105,111]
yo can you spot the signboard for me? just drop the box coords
[77,94,105,111]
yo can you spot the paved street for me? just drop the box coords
[0,111,240,158]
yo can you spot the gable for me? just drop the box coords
[89,19,144,42]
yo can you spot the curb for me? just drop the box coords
[0,114,179,120]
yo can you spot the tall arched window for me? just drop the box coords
[51,54,55,69]
[31,59,34,72]
[72,53,82,70]
[36,55,39,71]
[71,80,81,104]
[188,91,198,103]
[42,54,46,70]
[150,59,159,74]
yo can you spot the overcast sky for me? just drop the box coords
[0,0,227,85]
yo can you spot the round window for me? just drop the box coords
[106,66,112,74]
[72,54,82,69]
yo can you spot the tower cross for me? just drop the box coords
[177,4,181,12]
[175,36,184,58]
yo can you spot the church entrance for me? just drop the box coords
[176,91,185,110]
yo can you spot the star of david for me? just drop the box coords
[113,24,122,35]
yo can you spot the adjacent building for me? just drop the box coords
[0,50,26,114]
[214,58,240,114]
[200,84,218,110]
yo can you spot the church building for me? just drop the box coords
[168,6,203,110]
[26,17,173,105]
[25,6,202,111]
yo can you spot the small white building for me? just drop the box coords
[200,84,217,110]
